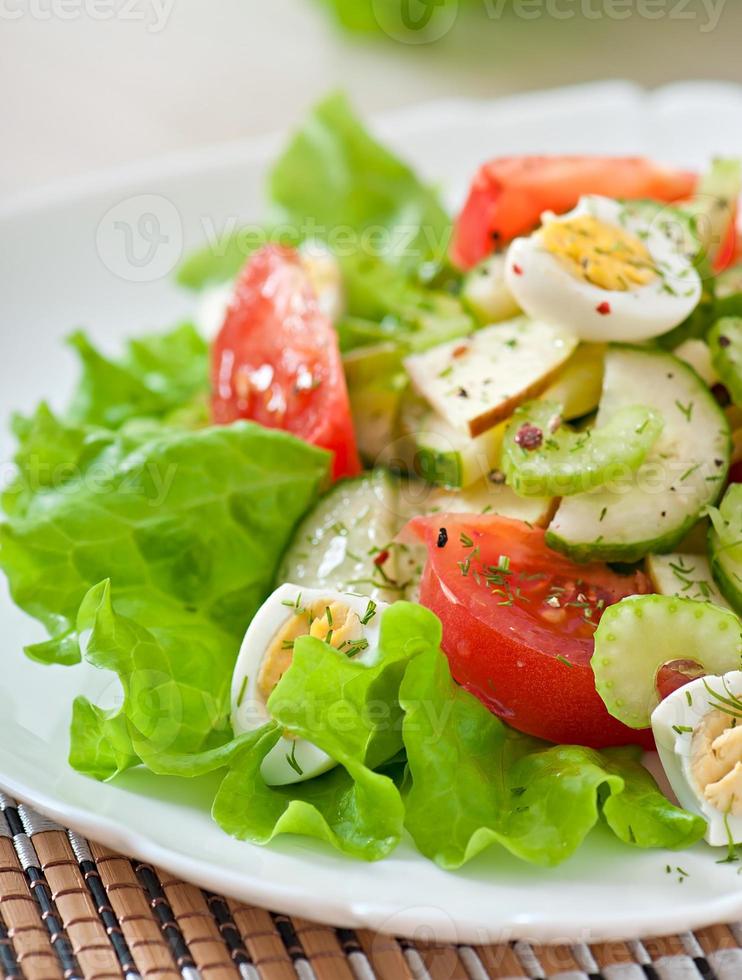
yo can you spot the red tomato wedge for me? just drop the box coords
[211,244,361,480]
[716,202,740,272]
[451,156,697,269]
[408,513,654,749]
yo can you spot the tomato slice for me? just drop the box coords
[451,156,697,270]
[408,513,653,749]
[211,244,361,480]
[716,202,740,272]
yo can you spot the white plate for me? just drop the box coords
[2,81,742,947]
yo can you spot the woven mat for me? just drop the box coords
[1,796,741,980]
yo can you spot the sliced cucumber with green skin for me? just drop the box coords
[399,394,503,489]
[709,317,742,407]
[708,483,742,615]
[646,552,732,610]
[461,254,521,325]
[547,346,730,563]
[591,594,742,729]
[502,400,663,498]
[414,478,554,528]
[277,469,403,601]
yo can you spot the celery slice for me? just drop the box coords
[501,401,663,498]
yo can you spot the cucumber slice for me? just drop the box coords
[461,254,521,325]
[709,317,742,407]
[708,483,742,615]
[404,317,578,437]
[399,394,503,489]
[501,400,662,498]
[418,478,554,528]
[541,343,605,420]
[591,595,742,729]
[277,470,403,601]
[547,346,730,563]
[646,552,732,610]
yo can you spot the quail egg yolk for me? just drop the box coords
[257,599,364,702]
[541,215,658,292]
[691,709,742,817]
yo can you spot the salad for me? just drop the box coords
[3,92,742,870]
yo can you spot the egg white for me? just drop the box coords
[504,196,702,342]
[231,582,386,786]
[652,670,742,846]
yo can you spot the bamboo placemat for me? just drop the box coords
[1,793,741,980]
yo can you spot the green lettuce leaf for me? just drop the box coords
[213,726,401,861]
[176,93,471,352]
[177,92,450,290]
[67,323,208,429]
[400,647,706,869]
[177,225,302,290]
[0,420,329,772]
[269,91,449,271]
[211,602,441,860]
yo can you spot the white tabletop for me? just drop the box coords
[2,0,742,199]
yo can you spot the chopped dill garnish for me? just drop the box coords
[281,593,304,613]
[285,742,304,777]
[675,399,694,422]
[236,675,249,708]
[361,599,377,625]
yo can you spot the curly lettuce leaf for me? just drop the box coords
[269,91,449,271]
[400,647,706,869]
[67,323,208,429]
[177,93,449,290]
[1,420,329,773]
[177,225,302,290]
[213,726,401,861]
[177,94,471,350]
[211,602,441,860]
